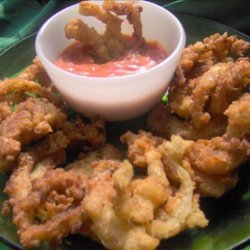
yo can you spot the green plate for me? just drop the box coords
[0,13,249,250]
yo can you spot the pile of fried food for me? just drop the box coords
[0,32,249,250]
[148,32,250,198]
[0,2,250,250]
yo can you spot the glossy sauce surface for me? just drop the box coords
[55,40,167,77]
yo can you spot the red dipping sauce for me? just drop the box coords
[55,40,167,77]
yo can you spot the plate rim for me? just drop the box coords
[0,12,249,250]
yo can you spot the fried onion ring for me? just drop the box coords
[65,0,143,63]
[17,168,87,248]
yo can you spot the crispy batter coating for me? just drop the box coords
[62,115,106,150]
[0,137,21,172]
[148,58,250,140]
[0,101,12,121]
[225,93,250,139]
[121,131,208,240]
[4,149,67,209]
[170,59,250,128]
[0,98,66,143]
[114,175,169,225]
[125,131,248,199]
[83,160,160,250]
[4,151,87,248]
[184,136,249,175]
[179,32,250,77]
[4,144,118,248]
[161,134,246,198]
[4,153,35,203]
[113,147,170,226]
[147,155,202,239]
[27,131,69,161]
[0,75,65,125]
[166,33,250,137]
[0,76,106,172]
[65,18,112,63]
[18,57,52,88]
[148,103,227,140]
[67,144,122,177]
[3,151,65,231]
[147,34,249,199]
[17,60,64,108]
[22,115,106,163]
[0,98,66,171]
[65,0,143,63]
[120,130,163,167]
[183,164,239,198]
[17,168,87,248]
[103,0,143,42]
[208,58,250,114]
[172,136,243,198]
[0,78,44,109]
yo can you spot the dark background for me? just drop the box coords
[0,0,249,54]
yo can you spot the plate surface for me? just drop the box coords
[0,13,249,250]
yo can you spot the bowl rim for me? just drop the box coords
[35,0,186,81]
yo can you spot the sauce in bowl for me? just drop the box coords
[55,40,167,77]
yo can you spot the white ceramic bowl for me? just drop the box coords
[36,1,185,121]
